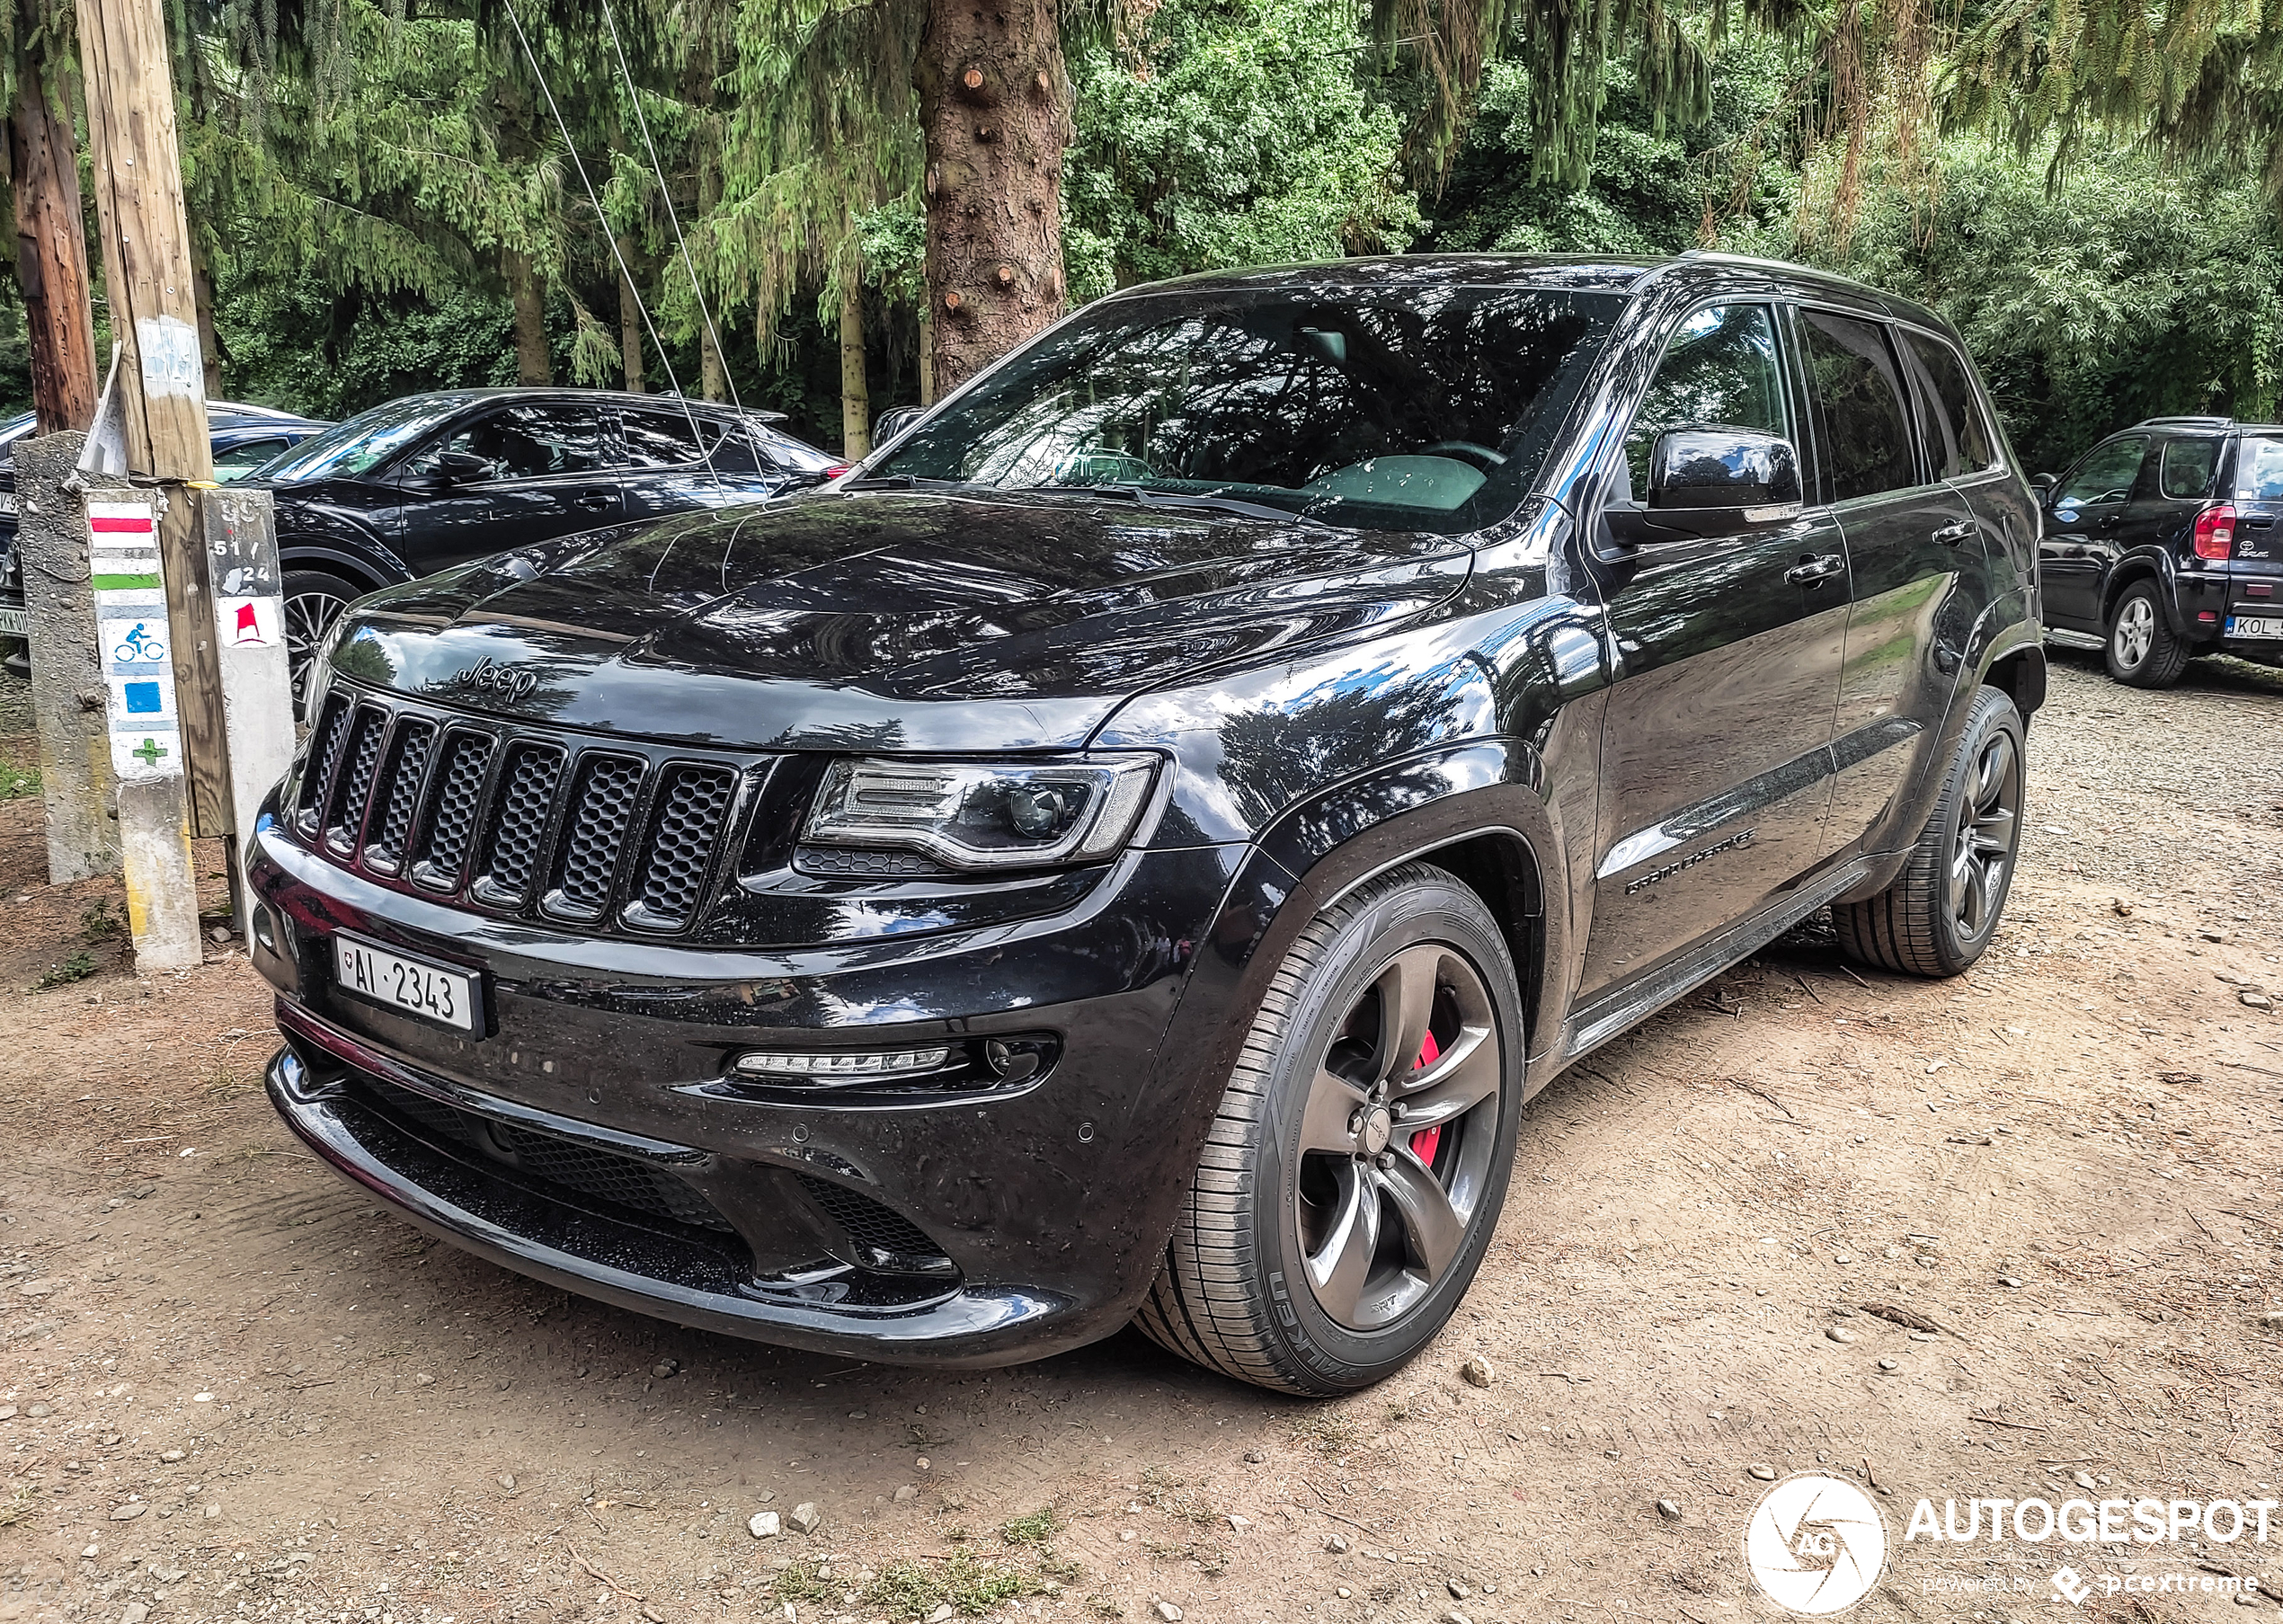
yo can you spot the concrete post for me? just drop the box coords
[15,430,120,882]
[85,486,200,968]
[201,486,294,926]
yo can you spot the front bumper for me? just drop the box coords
[250,815,1266,1365]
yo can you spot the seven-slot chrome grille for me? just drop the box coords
[292,686,749,935]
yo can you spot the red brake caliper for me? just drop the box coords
[1408,1028,1442,1167]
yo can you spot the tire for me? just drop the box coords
[1833,687,2025,978]
[2103,580,2192,688]
[282,570,360,714]
[1136,863,1525,1395]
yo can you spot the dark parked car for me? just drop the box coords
[244,388,845,697]
[251,253,2043,1394]
[0,402,329,664]
[2034,415,2283,685]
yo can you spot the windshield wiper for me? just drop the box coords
[1028,483,1327,527]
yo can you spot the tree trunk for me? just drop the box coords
[839,276,870,460]
[8,67,98,432]
[697,151,728,402]
[505,248,549,385]
[915,0,1070,399]
[192,243,224,399]
[616,238,645,393]
[918,301,936,407]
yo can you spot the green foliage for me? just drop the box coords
[1728,138,2283,471]
[858,1552,1041,1619]
[1427,36,1797,255]
[36,951,96,989]
[0,759,38,800]
[1064,0,1420,301]
[999,1505,1060,1546]
[80,901,123,944]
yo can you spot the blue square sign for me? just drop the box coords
[124,680,163,714]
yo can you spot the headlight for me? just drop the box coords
[804,755,1159,870]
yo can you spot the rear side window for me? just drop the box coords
[1801,310,1917,501]
[2160,437,2222,499]
[1899,331,1996,477]
[2234,436,2283,501]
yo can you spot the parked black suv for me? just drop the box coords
[244,388,843,698]
[2036,416,2283,685]
[252,253,2043,1394]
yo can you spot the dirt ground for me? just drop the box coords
[2,648,2280,1624]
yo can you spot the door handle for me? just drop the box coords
[1932,520,1978,547]
[1785,553,1846,586]
[574,491,615,510]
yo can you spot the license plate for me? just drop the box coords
[332,932,481,1034]
[0,607,23,637]
[0,493,16,516]
[2225,614,2283,639]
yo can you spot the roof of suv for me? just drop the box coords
[1107,251,1959,336]
[379,386,786,423]
[2132,416,2283,434]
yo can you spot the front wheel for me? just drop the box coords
[1136,864,1524,1395]
[283,570,360,714]
[2104,580,2192,688]
[1833,686,2025,978]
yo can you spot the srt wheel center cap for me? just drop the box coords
[1358,1105,1393,1157]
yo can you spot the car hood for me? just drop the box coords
[324,490,1475,752]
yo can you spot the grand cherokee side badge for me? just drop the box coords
[1624,828,1757,894]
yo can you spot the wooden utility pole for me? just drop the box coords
[9,59,101,433]
[77,0,227,841]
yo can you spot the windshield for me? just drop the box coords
[256,396,470,484]
[872,284,1621,534]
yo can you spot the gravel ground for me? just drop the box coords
[0,647,2279,1624]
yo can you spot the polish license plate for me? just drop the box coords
[332,932,480,1034]
[0,607,23,638]
[2225,614,2283,639]
[0,493,16,516]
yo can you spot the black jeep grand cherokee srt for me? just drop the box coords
[252,253,2043,1394]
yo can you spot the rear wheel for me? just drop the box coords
[283,570,359,714]
[1833,686,2024,978]
[2104,580,2192,688]
[1136,864,1523,1395]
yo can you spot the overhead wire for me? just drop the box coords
[497,0,725,495]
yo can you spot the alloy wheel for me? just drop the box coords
[2112,596,2154,670]
[285,589,350,709]
[1947,729,2020,939]
[1293,942,1504,1331]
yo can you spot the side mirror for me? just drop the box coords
[435,449,493,484]
[1648,427,1802,515]
[2030,472,2058,497]
[872,405,925,446]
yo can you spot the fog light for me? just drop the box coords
[733,1046,952,1081]
[252,903,279,954]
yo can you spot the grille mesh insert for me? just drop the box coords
[795,1172,946,1267]
[297,695,355,834]
[413,732,495,887]
[633,765,735,927]
[550,755,644,918]
[359,1075,733,1233]
[477,744,564,903]
[364,720,436,872]
[324,707,387,853]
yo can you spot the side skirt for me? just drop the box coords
[1528,855,1873,1093]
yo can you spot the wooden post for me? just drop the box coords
[77,0,231,845]
[203,487,294,927]
[85,491,200,968]
[9,65,101,434]
[15,432,121,883]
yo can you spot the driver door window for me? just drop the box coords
[405,404,609,483]
[1621,304,1788,501]
[2055,437,2147,516]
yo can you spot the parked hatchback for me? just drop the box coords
[253,253,2043,1394]
[2036,415,2283,684]
[244,388,844,698]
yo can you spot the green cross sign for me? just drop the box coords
[131,737,168,767]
